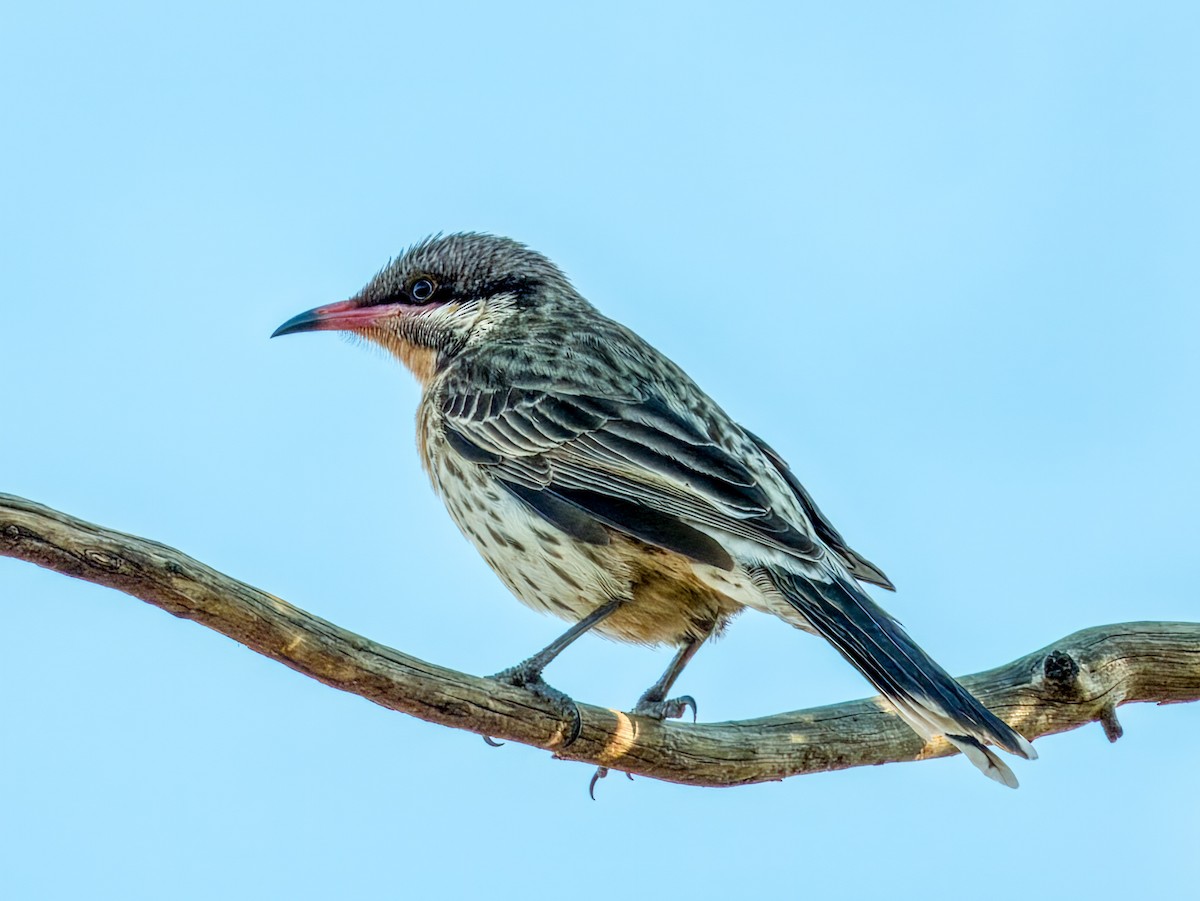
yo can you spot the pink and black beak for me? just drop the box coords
[271,299,392,338]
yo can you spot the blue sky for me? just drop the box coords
[3,3,1197,898]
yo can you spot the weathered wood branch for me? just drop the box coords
[3,492,1197,786]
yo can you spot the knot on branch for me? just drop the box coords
[1040,646,1126,743]
[1042,649,1081,695]
[83,549,125,573]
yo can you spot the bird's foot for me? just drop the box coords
[588,692,697,797]
[588,766,635,800]
[490,661,583,748]
[633,693,697,723]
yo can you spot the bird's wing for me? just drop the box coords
[439,383,825,571]
[744,429,895,590]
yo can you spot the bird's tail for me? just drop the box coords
[766,565,1036,787]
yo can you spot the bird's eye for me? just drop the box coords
[411,278,437,302]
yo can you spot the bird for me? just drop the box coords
[272,232,1037,787]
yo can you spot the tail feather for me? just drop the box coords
[767,565,1036,785]
[945,734,1019,789]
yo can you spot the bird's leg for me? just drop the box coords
[631,635,706,722]
[490,598,623,747]
[493,598,623,685]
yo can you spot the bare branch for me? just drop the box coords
[3,492,1198,786]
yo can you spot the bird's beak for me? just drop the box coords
[271,299,396,338]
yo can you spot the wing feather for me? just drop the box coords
[441,385,823,565]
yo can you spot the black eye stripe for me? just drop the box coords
[477,275,539,306]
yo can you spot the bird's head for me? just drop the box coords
[272,233,576,383]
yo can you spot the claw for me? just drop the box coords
[589,766,608,800]
[679,695,698,723]
[482,735,505,748]
[560,701,583,748]
[588,764,636,798]
[633,694,698,723]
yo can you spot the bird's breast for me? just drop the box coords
[424,423,626,623]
